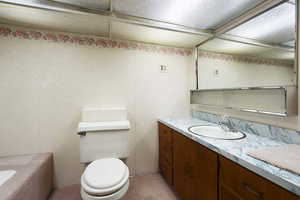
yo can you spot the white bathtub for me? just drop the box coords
[0,170,16,186]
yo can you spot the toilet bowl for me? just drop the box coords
[81,158,129,200]
[78,107,131,200]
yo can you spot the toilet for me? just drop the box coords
[78,107,131,200]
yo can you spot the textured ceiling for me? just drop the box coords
[113,0,266,29]
[52,0,110,11]
[0,0,296,52]
[226,3,295,45]
[111,21,209,48]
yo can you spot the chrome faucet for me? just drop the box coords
[218,115,237,133]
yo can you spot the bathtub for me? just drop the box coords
[0,170,16,186]
[0,153,53,200]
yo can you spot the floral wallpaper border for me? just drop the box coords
[198,51,294,68]
[0,26,192,56]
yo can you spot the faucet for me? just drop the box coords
[218,115,237,133]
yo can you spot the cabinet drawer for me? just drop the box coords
[159,123,173,164]
[219,156,299,200]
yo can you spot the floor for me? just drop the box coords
[49,173,179,200]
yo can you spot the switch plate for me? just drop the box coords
[213,69,219,77]
[160,65,167,73]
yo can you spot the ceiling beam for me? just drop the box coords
[219,34,294,52]
[0,0,212,37]
[196,34,294,53]
[288,0,295,5]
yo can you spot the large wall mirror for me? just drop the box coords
[192,1,297,116]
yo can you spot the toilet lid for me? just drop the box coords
[82,158,129,196]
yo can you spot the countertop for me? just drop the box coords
[158,117,300,196]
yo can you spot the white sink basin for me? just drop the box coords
[188,125,246,140]
[0,170,16,186]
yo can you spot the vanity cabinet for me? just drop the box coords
[173,130,218,200]
[158,122,173,186]
[158,122,299,200]
[219,156,299,200]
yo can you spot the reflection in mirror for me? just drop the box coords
[226,2,295,46]
[283,40,295,48]
[197,1,296,89]
[198,38,294,61]
[193,1,297,116]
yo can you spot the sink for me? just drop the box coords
[188,125,246,140]
[0,170,16,186]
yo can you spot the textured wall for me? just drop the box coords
[197,51,295,89]
[0,28,194,188]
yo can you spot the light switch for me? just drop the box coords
[213,69,220,77]
[160,65,167,73]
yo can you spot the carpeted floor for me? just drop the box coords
[49,173,178,200]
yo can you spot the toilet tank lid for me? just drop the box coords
[78,120,130,133]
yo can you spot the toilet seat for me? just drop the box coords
[81,158,129,196]
[81,181,129,200]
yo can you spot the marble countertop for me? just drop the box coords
[158,117,300,196]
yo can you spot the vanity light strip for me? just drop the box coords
[238,108,287,117]
[0,25,192,57]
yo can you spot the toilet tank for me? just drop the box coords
[78,107,130,163]
[81,106,127,122]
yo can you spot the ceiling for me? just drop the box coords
[0,0,296,59]
[226,2,295,45]
[113,0,265,30]
[53,0,110,11]
[111,21,209,48]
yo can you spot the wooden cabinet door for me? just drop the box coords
[219,185,241,200]
[173,131,218,200]
[158,123,173,186]
[159,123,172,164]
[219,156,300,200]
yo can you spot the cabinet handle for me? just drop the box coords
[242,182,264,199]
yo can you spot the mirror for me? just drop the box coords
[197,1,296,89]
[192,1,297,116]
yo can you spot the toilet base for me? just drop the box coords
[81,181,129,200]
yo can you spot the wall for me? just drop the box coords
[197,51,295,89]
[0,25,194,188]
[194,51,299,130]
